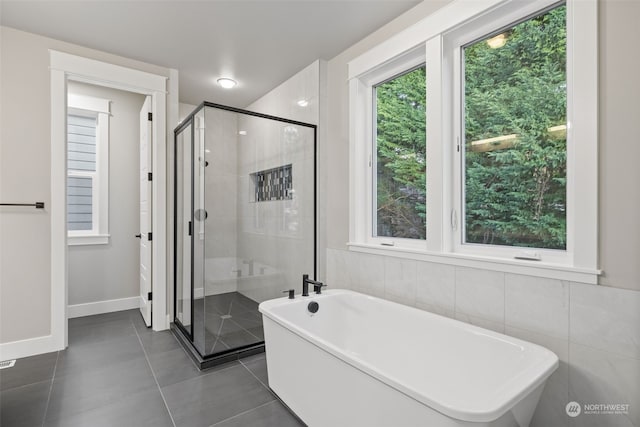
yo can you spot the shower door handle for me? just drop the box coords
[135,234,142,239]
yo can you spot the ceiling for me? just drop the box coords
[0,0,421,107]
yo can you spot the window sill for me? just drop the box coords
[347,242,601,284]
[68,234,110,246]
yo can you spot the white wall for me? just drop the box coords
[0,26,173,346]
[597,0,640,290]
[247,60,321,125]
[179,102,197,123]
[323,1,640,426]
[67,82,145,307]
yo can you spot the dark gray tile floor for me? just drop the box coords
[0,309,304,427]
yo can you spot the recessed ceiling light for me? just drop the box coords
[297,99,309,107]
[217,78,237,89]
[238,130,247,136]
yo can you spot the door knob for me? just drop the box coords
[135,234,142,238]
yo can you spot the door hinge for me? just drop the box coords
[188,221,192,236]
[147,292,152,301]
[148,112,153,121]
[147,172,152,181]
[148,232,152,241]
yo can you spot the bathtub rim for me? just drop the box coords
[259,288,559,423]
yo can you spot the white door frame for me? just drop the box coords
[50,50,170,349]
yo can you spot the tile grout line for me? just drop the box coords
[168,361,241,389]
[238,358,306,426]
[41,350,60,427]
[453,266,458,319]
[144,320,241,389]
[132,317,178,427]
[502,273,506,330]
[238,356,272,393]
[207,400,276,427]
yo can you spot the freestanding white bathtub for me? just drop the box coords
[259,289,558,427]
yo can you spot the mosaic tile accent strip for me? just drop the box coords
[251,164,293,202]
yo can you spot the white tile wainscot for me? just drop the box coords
[354,252,386,297]
[506,326,570,427]
[325,248,640,427]
[568,342,639,427]
[416,262,455,317]
[384,257,417,306]
[569,283,640,360]
[505,274,570,340]
[454,267,505,324]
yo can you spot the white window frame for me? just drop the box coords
[348,0,599,284]
[353,46,427,251]
[67,94,110,245]
[448,1,572,265]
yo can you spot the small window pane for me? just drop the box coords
[67,176,93,231]
[374,65,426,240]
[67,114,97,172]
[463,4,566,250]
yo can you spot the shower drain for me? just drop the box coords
[220,314,232,319]
[0,360,16,369]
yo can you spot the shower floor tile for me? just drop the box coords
[0,309,304,427]
[193,292,265,356]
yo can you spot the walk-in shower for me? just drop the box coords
[172,102,316,368]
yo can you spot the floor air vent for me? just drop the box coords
[0,359,16,369]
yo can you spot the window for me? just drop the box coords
[67,113,97,231]
[348,46,426,249]
[349,0,598,283]
[374,65,426,240]
[462,4,567,251]
[67,94,110,245]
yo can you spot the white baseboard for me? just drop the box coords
[67,296,140,319]
[0,334,63,362]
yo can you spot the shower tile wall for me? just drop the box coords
[326,248,640,427]
[236,114,315,303]
[234,61,320,303]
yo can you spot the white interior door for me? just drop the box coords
[139,96,153,326]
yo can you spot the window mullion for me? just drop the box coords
[449,44,463,255]
[425,36,444,253]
